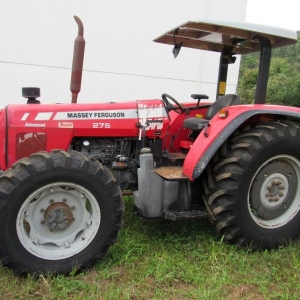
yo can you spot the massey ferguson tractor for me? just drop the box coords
[1,16,300,276]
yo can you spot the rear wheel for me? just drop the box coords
[0,150,124,275]
[203,122,300,249]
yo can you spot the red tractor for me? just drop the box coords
[1,17,300,275]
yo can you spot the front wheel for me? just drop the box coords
[203,122,300,249]
[0,150,124,275]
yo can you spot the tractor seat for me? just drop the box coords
[183,94,240,130]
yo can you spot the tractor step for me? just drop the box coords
[154,166,188,181]
[168,152,187,160]
[164,210,207,221]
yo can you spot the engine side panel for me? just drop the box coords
[5,100,169,168]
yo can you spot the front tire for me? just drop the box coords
[203,122,300,249]
[0,150,124,275]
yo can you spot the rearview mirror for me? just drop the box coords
[172,29,182,58]
[173,42,183,58]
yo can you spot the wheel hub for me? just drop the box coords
[44,202,74,232]
[251,160,297,220]
[264,178,287,204]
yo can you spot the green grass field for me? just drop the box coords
[1,196,300,299]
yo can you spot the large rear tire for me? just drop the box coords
[0,150,124,275]
[203,122,300,249]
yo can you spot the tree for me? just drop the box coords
[237,32,300,106]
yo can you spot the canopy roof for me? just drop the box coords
[154,20,297,54]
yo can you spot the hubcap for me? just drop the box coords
[44,202,74,231]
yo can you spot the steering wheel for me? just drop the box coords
[162,93,184,114]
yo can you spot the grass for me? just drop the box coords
[1,196,300,299]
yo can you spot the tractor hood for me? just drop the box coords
[154,19,297,54]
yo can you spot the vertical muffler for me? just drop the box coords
[70,16,85,103]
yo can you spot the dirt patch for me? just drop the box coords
[224,284,265,300]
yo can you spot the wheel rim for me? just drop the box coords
[16,182,101,260]
[249,155,300,228]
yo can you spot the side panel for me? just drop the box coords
[163,104,210,152]
[0,108,7,170]
[183,105,300,180]
[7,126,74,168]
[5,100,169,168]
[136,100,169,139]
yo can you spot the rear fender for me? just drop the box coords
[183,105,300,180]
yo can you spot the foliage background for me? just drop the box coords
[237,32,300,106]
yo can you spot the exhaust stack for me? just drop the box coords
[70,16,85,103]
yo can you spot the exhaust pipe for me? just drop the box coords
[70,16,85,103]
